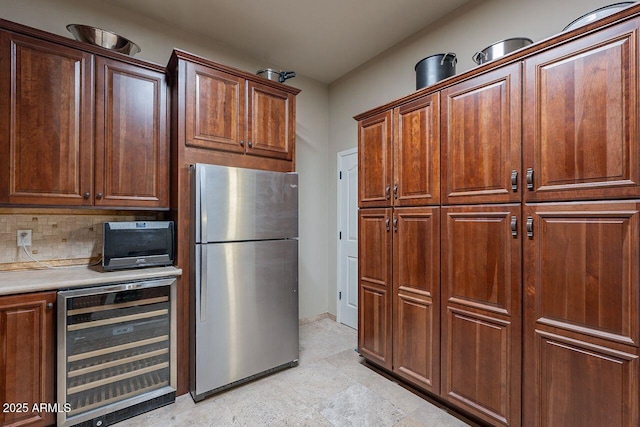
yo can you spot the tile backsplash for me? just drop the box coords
[0,213,158,270]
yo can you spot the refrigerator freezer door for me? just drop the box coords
[193,239,299,397]
[194,164,298,243]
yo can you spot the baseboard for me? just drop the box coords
[299,312,336,325]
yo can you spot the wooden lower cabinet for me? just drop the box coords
[0,291,56,427]
[358,208,393,369]
[392,207,440,393]
[441,204,522,427]
[523,201,640,427]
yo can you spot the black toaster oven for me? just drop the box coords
[102,221,174,270]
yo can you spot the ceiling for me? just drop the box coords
[102,0,470,83]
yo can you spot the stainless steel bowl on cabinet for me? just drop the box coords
[472,37,533,65]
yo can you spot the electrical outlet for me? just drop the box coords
[17,229,32,246]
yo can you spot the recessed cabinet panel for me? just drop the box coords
[444,308,512,426]
[247,81,294,160]
[536,331,638,427]
[524,20,640,201]
[95,58,168,208]
[185,62,244,153]
[358,111,393,208]
[394,94,440,206]
[530,204,639,345]
[0,32,93,206]
[441,63,521,205]
[442,205,521,314]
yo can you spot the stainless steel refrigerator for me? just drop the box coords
[190,163,299,401]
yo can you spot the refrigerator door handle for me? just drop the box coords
[199,165,208,244]
[200,245,208,322]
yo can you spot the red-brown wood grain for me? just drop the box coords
[441,63,522,205]
[358,111,393,208]
[392,206,440,394]
[394,94,440,206]
[441,204,522,427]
[95,57,168,208]
[523,19,640,203]
[0,32,93,206]
[358,208,393,370]
[0,291,56,427]
[523,201,640,427]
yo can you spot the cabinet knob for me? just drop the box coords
[248,141,253,148]
[393,184,398,199]
[83,192,90,199]
[46,302,53,310]
[385,186,390,200]
[96,193,103,199]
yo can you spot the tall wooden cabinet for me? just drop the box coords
[356,6,640,427]
[441,205,521,426]
[0,23,169,209]
[357,90,441,394]
[0,291,56,427]
[522,16,640,427]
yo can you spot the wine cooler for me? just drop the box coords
[57,277,177,426]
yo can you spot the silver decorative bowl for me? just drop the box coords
[66,24,141,56]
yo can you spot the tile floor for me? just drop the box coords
[115,318,472,426]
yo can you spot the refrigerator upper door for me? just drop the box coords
[194,164,298,243]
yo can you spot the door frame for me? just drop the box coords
[337,147,358,328]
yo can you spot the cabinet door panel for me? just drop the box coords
[535,332,638,427]
[442,205,521,315]
[441,63,521,204]
[393,207,440,393]
[358,208,392,369]
[394,94,440,206]
[247,81,294,160]
[445,308,513,426]
[0,292,56,427]
[526,203,639,346]
[0,32,93,206]
[185,62,244,153]
[95,57,168,208]
[441,204,521,426]
[523,201,640,427]
[358,111,392,208]
[524,20,640,201]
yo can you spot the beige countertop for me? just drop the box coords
[0,265,182,296]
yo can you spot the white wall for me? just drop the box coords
[0,0,330,319]
[326,0,617,315]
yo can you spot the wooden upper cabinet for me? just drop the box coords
[441,63,522,205]
[247,81,295,160]
[394,94,440,206]
[523,201,640,427]
[441,204,522,427]
[358,208,393,370]
[0,291,56,427]
[95,57,168,208]
[392,206,440,393]
[524,19,640,202]
[358,110,393,208]
[185,61,244,153]
[0,31,93,206]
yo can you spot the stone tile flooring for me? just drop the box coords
[115,318,472,426]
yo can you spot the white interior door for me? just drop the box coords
[337,148,358,329]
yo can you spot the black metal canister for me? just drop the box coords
[415,52,457,90]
